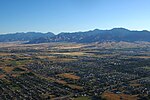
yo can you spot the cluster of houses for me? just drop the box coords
[0,45,150,99]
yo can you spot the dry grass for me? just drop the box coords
[130,84,141,87]
[11,71,27,77]
[38,56,77,62]
[68,84,83,90]
[2,67,14,73]
[56,80,67,84]
[102,92,138,100]
[129,56,150,59]
[47,77,68,85]
[37,56,56,59]
[56,58,77,62]
[52,52,86,56]
[94,54,119,58]
[56,80,83,90]
[1,66,28,74]
[0,53,12,56]
[58,73,80,80]
[0,43,18,48]
[0,74,6,78]
[52,44,85,49]
[142,66,150,70]
[11,74,20,77]
[45,76,82,90]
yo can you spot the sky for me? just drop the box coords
[0,0,150,34]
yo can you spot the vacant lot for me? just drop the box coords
[102,92,138,100]
[58,73,80,80]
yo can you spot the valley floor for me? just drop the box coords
[0,42,150,100]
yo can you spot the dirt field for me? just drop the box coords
[102,92,138,100]
[58,73,80,80]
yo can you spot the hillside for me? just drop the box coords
[0,32,54,42]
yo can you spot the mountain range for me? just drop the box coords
[0,32,54,42]
[0,28,150,43]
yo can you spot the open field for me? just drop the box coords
[102,92,138,100]
[58,73,80,80]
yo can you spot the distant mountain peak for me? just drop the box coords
[111,28,129,31]
[89,29,101,33]
[142,30,149,32]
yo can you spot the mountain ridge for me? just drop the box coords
[0,28,150,43]
[0,32,55,42]
[28,28,150,44]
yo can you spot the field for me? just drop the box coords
[102,92,138,100]
[58,73,80,80]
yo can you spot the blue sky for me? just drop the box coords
[0,0,150,34]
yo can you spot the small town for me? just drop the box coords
[0,42,150,100]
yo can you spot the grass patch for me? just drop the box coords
[2,67,14,73]
[0,74,6,78]
[58,73,80,80]
[68,84,83,90]
[142,66,150,70]
[102,92,138,100]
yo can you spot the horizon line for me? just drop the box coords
[0,27,149,35]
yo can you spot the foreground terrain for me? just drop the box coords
[0,42,150,100]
